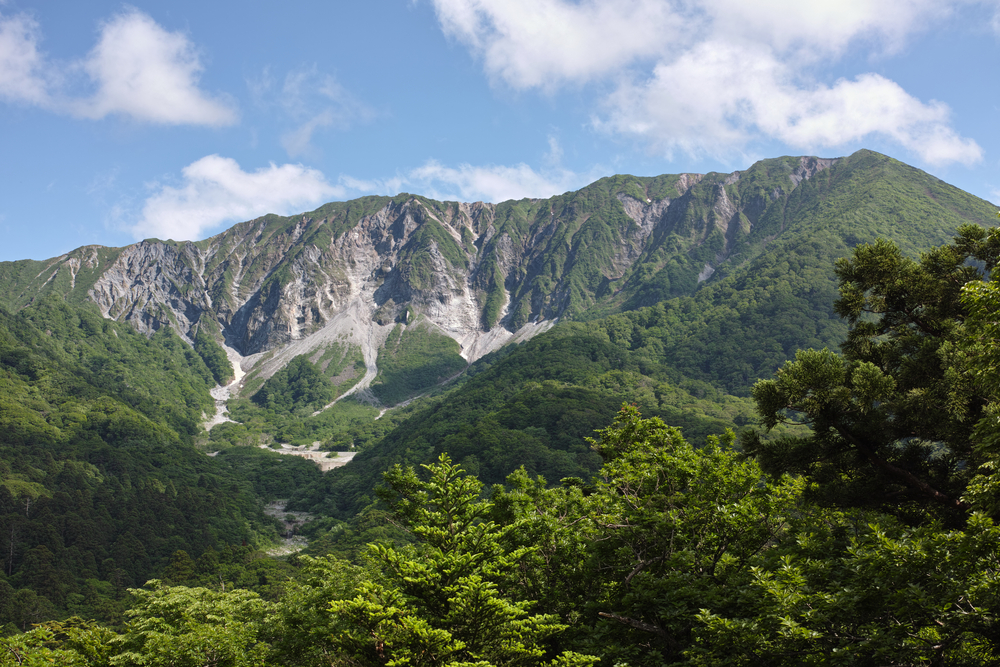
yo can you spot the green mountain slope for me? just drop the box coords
[285,151,998,519]
[1,149,996,597]
[1,150,989,415]
[0,299,320,627]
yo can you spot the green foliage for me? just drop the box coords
[298,318,760,521]
[491,406,802,664]
[210,447,323,503]
[398,216,469,290]
[749,227,1000,520]
[224,396,387,450]
[252,355,334,413]
[371,321,467,405]
[0,298,284,626]
[267,555,370,666]
[329,455,596,666]
[691,512,1000,665]
[0,246,123,312]
[9,296,217,437]
[312,341,365,389]
[111,581,271,666]
[0,617,116,666]
[193,326,234,385]
[5,404,1000,666]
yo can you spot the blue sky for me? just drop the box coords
[1,0,997,262]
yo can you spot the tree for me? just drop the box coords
[110,582,271,667]
[194,328,234,386]
[576,406,800,664]
[0,617,115,667]
[690,511,1000,665]
[748,227,1000,520]
[268,555,369,667]
[951,223,1000,515]
[329,454,597,666]
[483,406,803,665]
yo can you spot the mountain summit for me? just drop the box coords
[0,150,993,405]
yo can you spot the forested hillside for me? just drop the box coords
[3,153,1000,665]
[0,299,322,628]
[7,224,1000,665]
[281,152,998,520]
[3,150,992,418]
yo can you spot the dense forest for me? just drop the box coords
[4,222,1000,664]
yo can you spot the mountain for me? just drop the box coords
[267,149,999,519]
[2,150,991,411]
[1,148,997,623]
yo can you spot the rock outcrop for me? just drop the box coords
[1,153,848,390]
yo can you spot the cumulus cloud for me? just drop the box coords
[0,8,235,125]
[132,153,594,243]
[72,9,236,125]
[134,156,341,241]
[433,0,679,89]
[599,41,983,165]
[431,0,984,165]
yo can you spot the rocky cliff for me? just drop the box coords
[0,153,878,394]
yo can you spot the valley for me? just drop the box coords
[2,149,1000,664]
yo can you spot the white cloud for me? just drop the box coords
[405,160,584,202]
[342,159,603,204]
[432,0,681,89]
[699,0,949,57]
[432,0,985,165]
[72,9,236,125]
[0,12,49,105]
[132,154,597,243]
[0,8,235,125]
[600,41,983,165]
[134,156,341,241]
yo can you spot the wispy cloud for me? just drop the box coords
[402,160,589,202]
[244,64,378,158]
[133,156,341,241]
[341,157,604,204]
[431,0,984,165]
[0,8,236,125]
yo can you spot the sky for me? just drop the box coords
[0,0,998,262]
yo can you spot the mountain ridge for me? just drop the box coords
[0,150,993,406]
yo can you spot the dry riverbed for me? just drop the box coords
[258,443,357,471]
[264,500,315,556]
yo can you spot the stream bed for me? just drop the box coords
[263,499,314,556]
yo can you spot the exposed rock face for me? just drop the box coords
[5,153,847,385]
